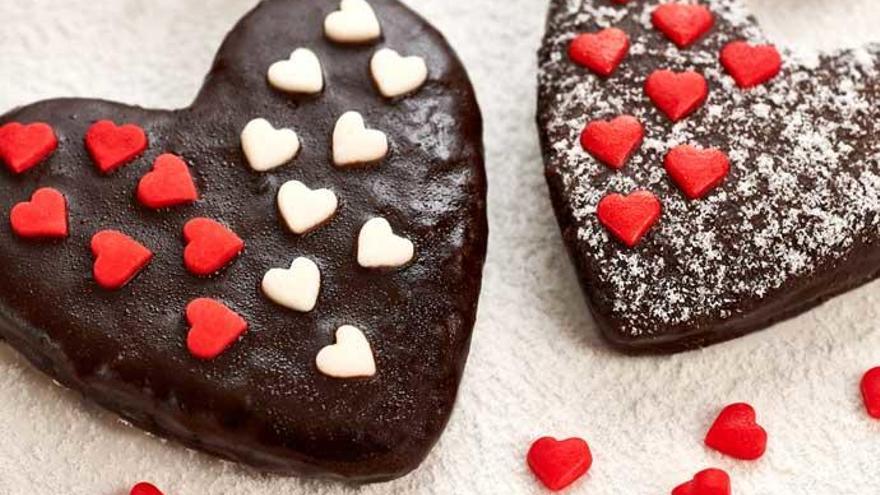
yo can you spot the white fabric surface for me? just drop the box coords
[1,1,879,493]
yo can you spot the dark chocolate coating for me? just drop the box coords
[538,0,880,353]
[0,0,486,481]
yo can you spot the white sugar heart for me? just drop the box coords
[267,48,324,94]
[316,325,376,378]
[241,118,300,172]
[324,0,382,44]
[357,217,414,269]
[262,257,321,312]
[333,111,388,167]
[371,48,428,98]
[277,180,338,234]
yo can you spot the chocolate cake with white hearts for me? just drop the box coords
[0,0,486,482]
[538,0,880,352]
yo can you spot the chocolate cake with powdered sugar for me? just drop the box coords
[538,0,880,352]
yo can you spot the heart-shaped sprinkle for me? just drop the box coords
[664,145,730,199]
[10,188,68,240]
[704,403,767,460]
[91,230,153,290]
[652,3,714,48]
[267,48,324,95]
[241,119,300,172]
[130,482,164,495]
[241,118,300,172]
[580,115,644,169]
[333,111,388,167]
[596,190,661,248]
[527,437,593,491]
[186,298,248,360]
[0,122,57,174]
[183,218,244,277]
[370,48,428,98]
[672,468,730,495]
[357,217,414,269]
[861,367,880,418]
[720,41,782,89]
[262,257,321,312]
[568,28,630,77]
[316,325,376,378]
[277,180,338,234]
[645,69,709,122]
[136,153,199,209]
[85,120,148,174]
[324,0,381,44]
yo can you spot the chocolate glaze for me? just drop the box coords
[538,0,880,353]
[0,0,486,481]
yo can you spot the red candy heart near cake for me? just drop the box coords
[526,437,593,491]
[704,403,768,460]
[538,0,880,352]
[0,0,487,482]
[672,468,731,495]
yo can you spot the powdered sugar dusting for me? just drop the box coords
[538,0,880,339]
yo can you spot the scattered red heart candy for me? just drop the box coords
[85,120,148,174]
[186,298,248,360]
[652,3,714,48]
[0,122,58,174]
[137,153,199,209]
[91,230,153,290]
[597,190,662,247]
[645,70,709,122]
[720,41,782,88]
[672,468,730,495]
[183,218,244,276]
[527,436,593,492]
[664,145,730,199]
[705,402,767,460]
[569,28,630,77]
[10,187,68,239]
[581,115,644,169]
[130,482,164,495]
[861,367,880,419]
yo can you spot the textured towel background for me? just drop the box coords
[1,1,879,493]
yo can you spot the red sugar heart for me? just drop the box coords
[705,403,767,460]
[186,298,248,360]
[85,120,148,174]
[137,153,199,209]
[581,115,644,169]
[527,437,592,492]
[672,468,730,495]
[597,190,661,247]
[91,230,153,290]
[861,367,880,419]
[10,188,68,240]
[183,218,244,276]
[569,28,630,77]
[652,3,714,48]
[720,41,782,89]
[645,70,709,122]
[0,122,58,174]
[130,482,164,495]
[664,145,730,199]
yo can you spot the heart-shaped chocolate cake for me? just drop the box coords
[0,0,486,481]
[539,0,880,352]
